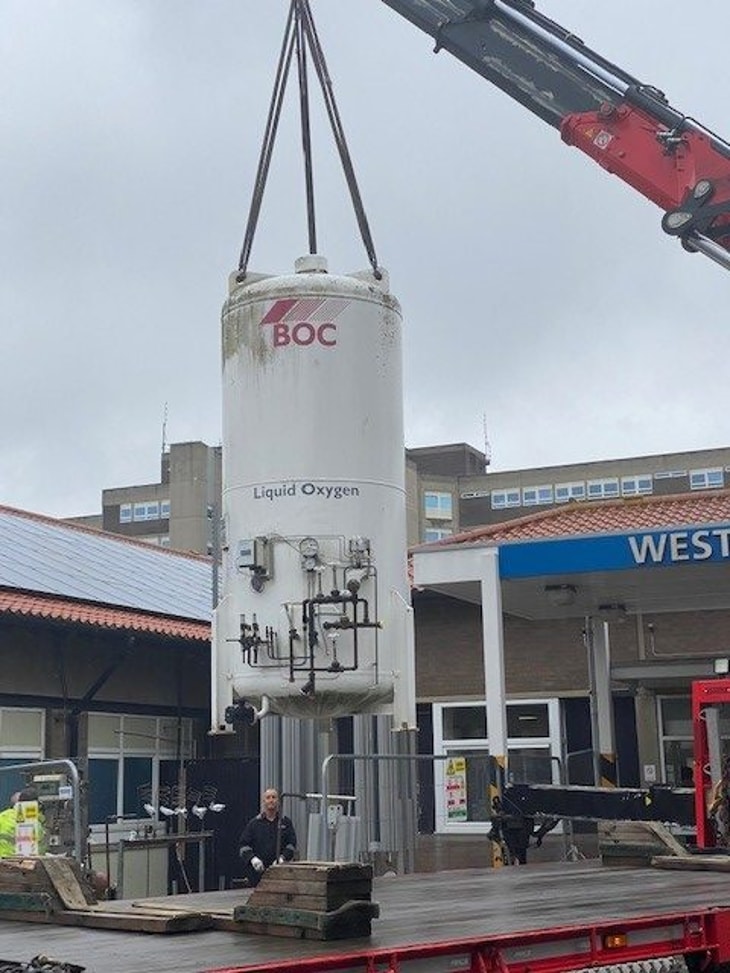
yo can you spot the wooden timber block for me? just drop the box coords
[0,857,95,913]
[249,861,373,912]
[598,822,690,867]
[41,858,97,909]
[235,861,378,940]
[57,908,213,934]
[233,899,380,941]
[652,854,730,873]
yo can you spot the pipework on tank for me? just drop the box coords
[288,580,383,698]
[229,614,282,667]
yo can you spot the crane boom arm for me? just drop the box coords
[381,0,730,271]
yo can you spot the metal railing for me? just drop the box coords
[320,753,450,873]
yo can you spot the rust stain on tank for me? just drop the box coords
[222,298,274,366]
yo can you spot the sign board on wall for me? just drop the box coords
[15,800,40,856]
[499,524,730,579]
[445,756,468,822]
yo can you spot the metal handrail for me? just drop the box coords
[320,753,450,871]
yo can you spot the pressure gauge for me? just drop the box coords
[299,537,320,558]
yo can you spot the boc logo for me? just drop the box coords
[260,297,350,349]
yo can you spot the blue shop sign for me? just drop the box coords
[499,524,730,579]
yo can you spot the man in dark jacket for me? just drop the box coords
[238,788,297,886]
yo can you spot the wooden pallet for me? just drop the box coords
[598,821,691,867]
[653,854,730,872]
[0,858,213,934]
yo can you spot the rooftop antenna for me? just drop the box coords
[482,413,492,470]
[161,402,169,457]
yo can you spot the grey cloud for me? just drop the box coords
[1,0,727,516]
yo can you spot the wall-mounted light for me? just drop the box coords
[597,602,628,623]
[545,584,577,607]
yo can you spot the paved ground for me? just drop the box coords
[0,856,727,973]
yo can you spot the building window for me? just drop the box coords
[621,475,653,497]
[0,708,45,809]
[160,500,170,520]
[523,485,554,507]
[87,714,194,824]
[554,482,585,503]
[442,705,487,741]
[654,470,687,480]
[657,696,697,786]
[140,535,170,547]
[689,468,724,491]
[586,479,619,500]
[507,703,551,738]
[423,528,452,543]
[423,492,453,520]
[119,504,132,524]
[491,489,521,510]
[433,699,561,832]
[132,501,161,522]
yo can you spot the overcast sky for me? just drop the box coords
[2,1,728,518]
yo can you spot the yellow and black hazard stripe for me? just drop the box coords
[600,752,617,788]
[488,755,506,868]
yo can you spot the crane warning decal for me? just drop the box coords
[592,130,614,150]
[260,297,350,348]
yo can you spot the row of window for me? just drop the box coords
[0,709,196,821]
[490,476,654,509]
[461,468,726,510]
[423,527,452,543]
[119,500,170,524]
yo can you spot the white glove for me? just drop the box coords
[250,856,265,873]
[277,856,286,864]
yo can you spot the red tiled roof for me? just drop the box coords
[419,489,730,548]
[0,590,211,642]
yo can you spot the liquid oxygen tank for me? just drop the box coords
[211,255,413,724]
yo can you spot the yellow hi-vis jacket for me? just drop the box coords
[0,807,17,857]
[0,805,45,857]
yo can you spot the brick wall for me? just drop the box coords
[414,592,730,701]
[414,593,591,698]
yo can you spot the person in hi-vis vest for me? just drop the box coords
[0,788,43,857]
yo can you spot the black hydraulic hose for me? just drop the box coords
[496,0,643,90]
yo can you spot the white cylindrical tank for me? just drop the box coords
[211,256,412,722]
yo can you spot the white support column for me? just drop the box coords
[588,618,616,786]
[412,544,509,867]
[480,549,507,868]
[480,549,507,768]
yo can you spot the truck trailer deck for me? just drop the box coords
[3,861,730,973]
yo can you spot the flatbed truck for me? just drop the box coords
[5,861,730,973]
